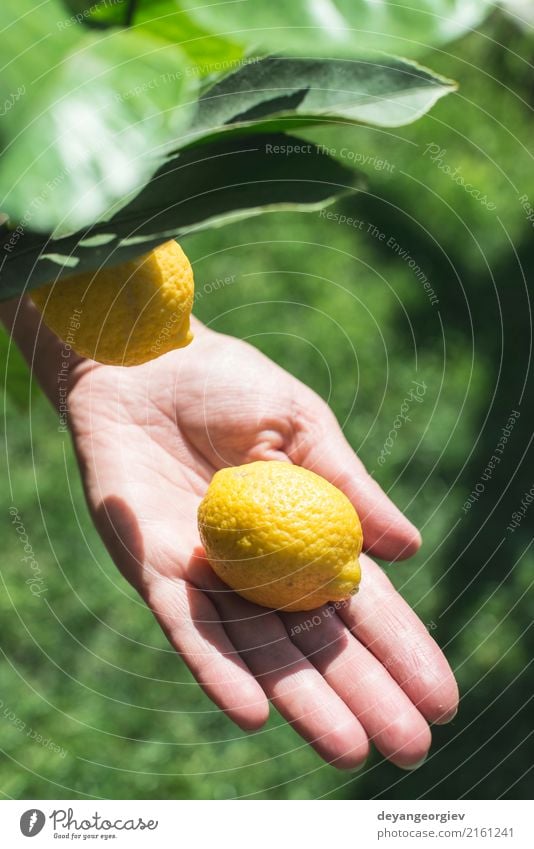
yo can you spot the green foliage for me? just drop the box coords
[182,0,495,57]
[0,0,452,298]
[0,325,35,409]
[192,55,456,139]
[0,0,198,234]
[0,133,362,297]
[89,0,245,70]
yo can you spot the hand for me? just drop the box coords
[66,320,458,770]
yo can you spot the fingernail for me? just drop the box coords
[397,756,427,771]
[408,526,423,552]
[343,760,368,774]
[434,705,458,725]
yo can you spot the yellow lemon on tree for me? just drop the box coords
[31,240,194,366]
[198,460,363,612]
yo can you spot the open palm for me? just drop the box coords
[67,320,458,770]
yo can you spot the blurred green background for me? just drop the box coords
[1,11,533,799]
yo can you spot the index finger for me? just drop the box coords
[291,400,422,561]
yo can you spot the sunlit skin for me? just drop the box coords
[2,303,459,770]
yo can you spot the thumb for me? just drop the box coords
[288,398,422,561]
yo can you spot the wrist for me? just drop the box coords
[0,294,86,410]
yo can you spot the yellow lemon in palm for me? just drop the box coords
[31,240,194,366]
[198,460,363,612]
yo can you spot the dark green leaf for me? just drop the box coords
[188,55,456,147]
[0,133,363,298]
